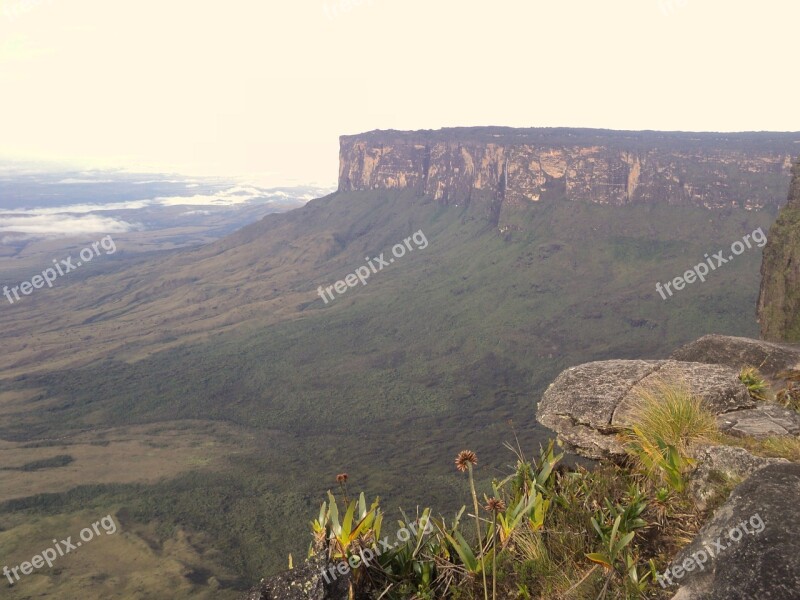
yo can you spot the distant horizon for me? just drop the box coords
[1,0,798,186]
[3,124,799,190]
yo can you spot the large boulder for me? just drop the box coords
[666,463,800,600]
[672,334,800,384]
[537,360,753,459]
[688,444,788,510]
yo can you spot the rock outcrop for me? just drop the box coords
[687,445,788,510]
[339,129,798,226]
[242,552,350,600]
[759,156,800,342]
[536,359,753,459]
[667,463,800,600]
[672,334,800,385]
[717,403,800,439]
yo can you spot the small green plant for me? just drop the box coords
[373,508,444,600]
[626,427,696,492]
[493,440,561,545]
[739,366,770,402]
[586,489,650,598]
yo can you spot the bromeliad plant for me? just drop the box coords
[372,508,445,600]
[739,366,770,402]
[586,487,651,597]
[493,440,562,545]
[311,489,383,594]
[445,441,564,600]
[312,490,383,559]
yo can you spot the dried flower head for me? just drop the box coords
[455,450,478,472]
[336,473,348,484]
[484,497,507,513]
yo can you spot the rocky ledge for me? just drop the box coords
[538,336,800,460]
[537,334,800,600]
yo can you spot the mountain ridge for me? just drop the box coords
[339,128,799,224]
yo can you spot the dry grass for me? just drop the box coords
[625,379,719,450]
[719,433,800,463]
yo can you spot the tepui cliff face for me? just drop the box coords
[339,128,798,226]
[759,156,800,341]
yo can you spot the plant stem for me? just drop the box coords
[468,464,488,600]
[491,511,498,600]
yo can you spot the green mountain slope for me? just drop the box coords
[0,188,777,594]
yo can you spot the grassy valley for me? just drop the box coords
[0,189,779,596]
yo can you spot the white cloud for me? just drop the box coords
[0,213,137,236]
[56,177,116,184]
[0,200,153,215]
[154,186,266,207]
[0,184,322,241]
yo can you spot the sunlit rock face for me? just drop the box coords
[339,128,798,226]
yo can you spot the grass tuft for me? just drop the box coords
[627,379,719,450]
[621,379,718,492]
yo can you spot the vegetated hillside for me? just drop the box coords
[759,156,800,341]
[0,184,778,594]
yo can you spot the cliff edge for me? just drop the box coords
[759,156,800,341]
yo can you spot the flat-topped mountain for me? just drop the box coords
[339,128,799,219]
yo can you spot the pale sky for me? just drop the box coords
[0,0,797,186]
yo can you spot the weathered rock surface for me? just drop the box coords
[339,129,797,212]
[717,404,800,438]
[241,552,350,600]
[759,156,800,342]
[688,445,788,510]
[672,334,800,383]
[668,463,800,600]
[536,360,752,459]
